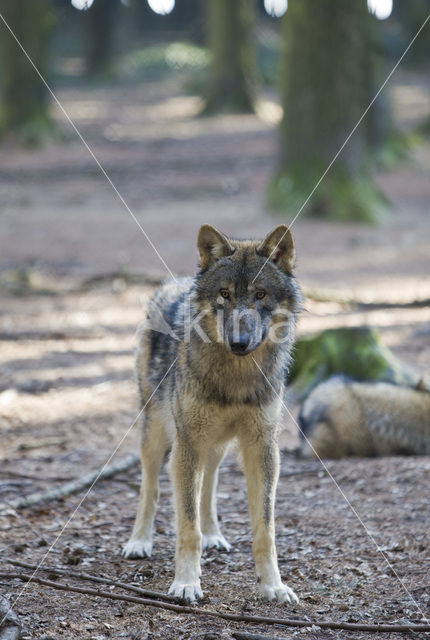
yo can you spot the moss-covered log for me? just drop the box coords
[289,327,416,400]
[269,0,390,221]
[203,0,257,114]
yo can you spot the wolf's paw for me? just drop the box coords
[202,532,231,552]
[257,582,299,604]
[122,538,152,559]
[168,580,202,603]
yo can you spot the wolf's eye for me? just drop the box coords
[255,290,266,300]
[220,289,230,299]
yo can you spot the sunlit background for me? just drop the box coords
[0,2,430,635]
[71,0,394,19]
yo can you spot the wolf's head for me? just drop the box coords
[193,224,302,356]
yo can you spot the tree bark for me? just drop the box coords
[204,0,257,114]
[270,0,388,221]
[86,0,118,78]
[0,0,55,143]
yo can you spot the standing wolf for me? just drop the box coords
[123,224,302,604]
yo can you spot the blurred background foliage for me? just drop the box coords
[0,0,429,220]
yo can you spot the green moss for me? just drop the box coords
[0,269,58,296]
[376,130,420,169]
[121,42,210,80]
[0,108,59,147]
[417,116,430,137]
[267,170,389,223]
[289,327,415,399]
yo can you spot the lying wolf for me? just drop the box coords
[123,224,302,604]
[299,376,430,458]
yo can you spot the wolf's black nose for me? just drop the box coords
[230,335,250,354]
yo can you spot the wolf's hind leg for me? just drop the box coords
[200,445,231,551]
[122,409,169,559]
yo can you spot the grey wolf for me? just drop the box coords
[299,376,430,458]
[122,224,302,604]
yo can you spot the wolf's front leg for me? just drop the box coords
[169,439,204,603]
[240,434,299,604]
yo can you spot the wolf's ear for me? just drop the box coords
[257,225,295,273]
[198,224,234,270]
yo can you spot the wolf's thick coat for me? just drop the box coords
[123,224,302,604]
[299,376,430,458]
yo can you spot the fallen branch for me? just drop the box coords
[81,270,165,289]
[8,559,177,603]
[0,471,73,482]
[302,287,430,310]
[233,633,289,640]
[0,595,21,640]
[0,329,99,342]
[2,571,430,634]
[280,469,322,479]
[2,454,139,510]
[17,437,66,451]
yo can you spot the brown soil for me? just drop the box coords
[0,74,429,639]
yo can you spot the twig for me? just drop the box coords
[280,469,322,479]
[18,437,66,451]
[233,634,289,640]
[2,454,139,510]
[8,559,178,603]
[0,595,21,640]
[2,572,430,633]
[411,584,430,593]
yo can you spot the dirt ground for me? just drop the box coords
[0,73,430,639]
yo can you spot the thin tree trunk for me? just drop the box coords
[204,0,256,114]
[86,0,118,78]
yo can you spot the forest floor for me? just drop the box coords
[0,72,430,639]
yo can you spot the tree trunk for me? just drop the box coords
[0,0,55,144]
[204,0,257,114]
[269,0,388,221]
[391,0,429,69]
[86,0,118,78]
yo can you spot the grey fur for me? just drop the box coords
[123,224,302,605]
[299,375,430,458]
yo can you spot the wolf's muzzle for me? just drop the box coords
[229,333,251,356]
